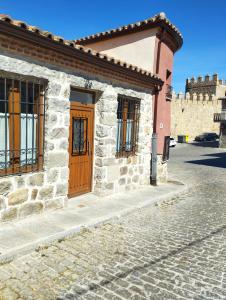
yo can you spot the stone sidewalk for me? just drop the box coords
[0,181,186,263]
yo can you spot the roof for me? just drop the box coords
[74,12,183,51]
[0,14,162,86]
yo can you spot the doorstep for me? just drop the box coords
[0,180,187,263]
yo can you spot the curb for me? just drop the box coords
[0,182,188,264]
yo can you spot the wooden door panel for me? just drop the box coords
[68,104,94,197]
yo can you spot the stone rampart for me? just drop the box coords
[171,91,221,141]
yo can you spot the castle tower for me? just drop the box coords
[185,74,226,98]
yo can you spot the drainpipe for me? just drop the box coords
[151,29,164,186]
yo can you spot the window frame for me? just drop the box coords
[116,95,140,158]
[0,75,46,177]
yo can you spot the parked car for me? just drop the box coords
[194,133,219,142]
[169,137,177,147]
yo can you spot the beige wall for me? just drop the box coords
[84,28,158,72]
[171,96,221,141]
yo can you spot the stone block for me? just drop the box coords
[132,175,140,183]
[105,182,114,190]
[50,127,68,139]
[48,98,69,112]
[45,141,54,151]
[94,167,106,181]
[60,167,69,181]
[98,100,117,112]
[15,176,25,188]
[95,145,108,157]
[129,168,133,176]
[19,201,43,218]
[31,189,38,200]
[47,169,59,183]
[0,180,13,195]
[127,178,132,184]
[99,138,115,146]
[102,158,117,166]
[8,188,29,206]
[45,197,65,210]
[47,82,61,97]
[38,186,54,200]
[107,165,120,181]
[0,196,5,210]
[64,114,70,127]
[139,166,144,174]
[59,139,69,150]
[118,178,126,185]
[56,183,67,196]
[95,125,110,138]
[47,113,58,127]
[120,166,128,176]
[29,173,44,186]
[100,113,117,126]
[1,207,17,222]
[95,158,103,167]
[46,152,68,168]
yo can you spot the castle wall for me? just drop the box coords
[186,74,226,98]
[171,93,221,141]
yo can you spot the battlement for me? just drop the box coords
[180,74,226,98]
[172,91,218,101]
[186,74,226,86]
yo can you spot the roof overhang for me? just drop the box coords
[75,13,183,53]
[0,15,163,91]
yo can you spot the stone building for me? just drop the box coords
[171,74,226,141]
[0,12,182,223]
[214,96,226,148]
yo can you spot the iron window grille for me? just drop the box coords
[116,95,140,158]
[0,76,46,177]
[72,117,88,155]
[166,84,173,101]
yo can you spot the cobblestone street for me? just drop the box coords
[0,143,226,300]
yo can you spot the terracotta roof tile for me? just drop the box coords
[75,12,183,50]
[0,13,162,82]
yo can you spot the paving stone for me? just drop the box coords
[0,144,226,299]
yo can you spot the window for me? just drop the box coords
[70,89,94,104]
[72,117,88,155]
[116,95,140,157]
[166,69,173,101]
[0,76,45,176]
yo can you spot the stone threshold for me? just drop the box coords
[0,181,187,264]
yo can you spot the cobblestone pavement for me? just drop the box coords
[0,143,226,300]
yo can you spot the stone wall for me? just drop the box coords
[94,85,152,195]
[0,52,153,222]
[171,92,222,141]
[219,124,226,148]
[157,155,168,183]
[186,74,226,98]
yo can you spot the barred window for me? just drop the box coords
[116,95,140,157]
[0,77,45,176]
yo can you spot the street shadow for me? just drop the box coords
[186,152,226,169]
[65,223,226,298]
[189,141,219,148]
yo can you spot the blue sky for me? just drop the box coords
[1,0,226,92]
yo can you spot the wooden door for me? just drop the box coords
[68,102,94,197]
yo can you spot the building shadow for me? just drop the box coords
[186,152,226,169]
[189,141,219,148]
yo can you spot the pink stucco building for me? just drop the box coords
[75,13,183,174]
